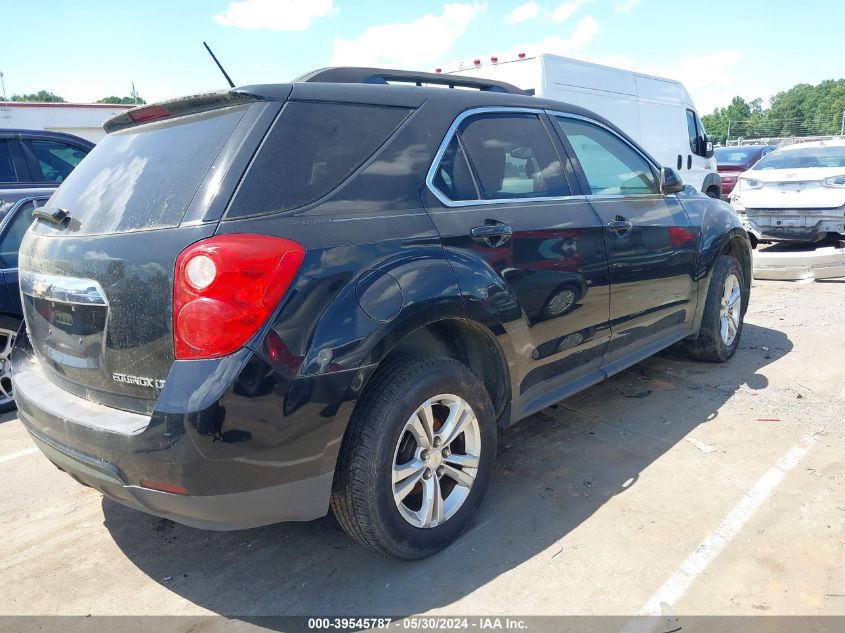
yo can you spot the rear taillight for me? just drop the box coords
[174,234,305,360]
[128,105,170,124]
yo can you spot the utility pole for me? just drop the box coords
[0,71,7,105]
[726,119,732,145]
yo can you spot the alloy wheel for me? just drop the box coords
[391,394,481,528]
[719,273,742,347]
[0,327,16,406]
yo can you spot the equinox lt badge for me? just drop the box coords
[112,373,166,389]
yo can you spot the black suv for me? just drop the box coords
[13,68,751,559]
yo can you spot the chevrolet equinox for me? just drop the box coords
[13,68,752,559]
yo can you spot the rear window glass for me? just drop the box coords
[228,102,411,217]
[715,147,761,165]
[37,105,248,235]
[754,145,845,170]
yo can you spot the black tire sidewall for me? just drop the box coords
[365,359,496,558]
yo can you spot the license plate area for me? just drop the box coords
[20,273,109,372]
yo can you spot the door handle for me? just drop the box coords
[687,154,692,170]
[606,219,633,232]
[471,221,513,247]
[677,155,682,170]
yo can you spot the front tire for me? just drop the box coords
[685,255,746,362]
[331,356,496,559]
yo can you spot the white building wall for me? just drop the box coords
[0,102,133,142]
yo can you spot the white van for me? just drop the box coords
[442,53,721,198]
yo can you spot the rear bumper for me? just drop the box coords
[720,178,737,197]
[13,334,360,530]
[753,243,845,281]
[26,428,332,530]
[746,208,845,242]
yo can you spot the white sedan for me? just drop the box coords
[730,140,845,242]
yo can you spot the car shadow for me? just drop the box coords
[102,323,790,622]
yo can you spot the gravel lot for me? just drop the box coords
[1,279,843,627]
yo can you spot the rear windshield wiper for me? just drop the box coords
[33,207,71,225]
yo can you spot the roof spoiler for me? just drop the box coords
[102,90,260,134]
[295,67,528,95]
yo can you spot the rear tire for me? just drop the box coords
[0,316,20,414]
[331,356,496,559]
[685,255,746,362]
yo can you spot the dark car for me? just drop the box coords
[0,191,52,412]
[715,145,775,198]
[0,129,94,189]
[12,68,752,559]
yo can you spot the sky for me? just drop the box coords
[1,0,842,115]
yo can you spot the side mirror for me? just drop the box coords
[703,135,714,159]
[660,167,684,194]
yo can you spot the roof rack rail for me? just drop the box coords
[295,67,528,95]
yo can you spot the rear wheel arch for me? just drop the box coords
[359,317,511,426]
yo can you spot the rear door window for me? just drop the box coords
[26,140,89,183]
[456,113,569,199]
[0,140,18,184]
[37,105,249,235]
[0,200,39,268]
[228,102,412,217]
[432,137,478,202]
[556,117,658,195]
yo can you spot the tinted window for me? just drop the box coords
[556,118,658,195]
[686,110,699,154]
[0,200,39,268]
[715,147,760,165]
[0,140,17,183]
[755,145,845,169]
[41,105,248,235]
[433,137,477,201]
[458,113,569,199]
[229,102,411,217]
[29,140,89,183]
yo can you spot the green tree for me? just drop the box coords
[96,95,146,105]
[702,96,753,144]
[704,79,845,142]
[9,90,66,103]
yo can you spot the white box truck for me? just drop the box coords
[441,53,722,198]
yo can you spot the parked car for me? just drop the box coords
[12,68,752,559]
[714,145,775,198]
[444,53,722,198]
[0,192,51,412]
[0,129,94,189]
[731,140,845,242]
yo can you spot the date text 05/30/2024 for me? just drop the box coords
[307,618,529,630]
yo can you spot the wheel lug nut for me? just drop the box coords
[436,466,445,477]
[424,468,432,479]
[420,450,429,459]
[433,437,442,447]
[442,447,450,456]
